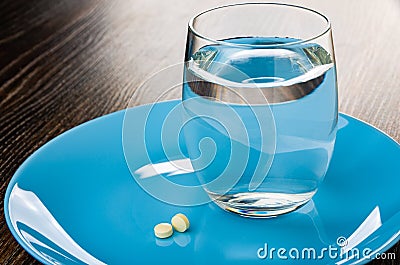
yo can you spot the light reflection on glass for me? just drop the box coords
[296,200,331,245]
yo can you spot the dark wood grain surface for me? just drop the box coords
[0,0,399,264]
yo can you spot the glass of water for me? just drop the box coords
[182,3,338,217]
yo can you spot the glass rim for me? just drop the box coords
[188,2,331,48]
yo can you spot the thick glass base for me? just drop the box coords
[208,190,316,218]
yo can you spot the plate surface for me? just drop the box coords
[4,100,400,265]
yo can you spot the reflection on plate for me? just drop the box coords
[4,100,400,264]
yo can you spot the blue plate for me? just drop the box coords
[4,100,400,265]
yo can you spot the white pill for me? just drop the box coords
[154,223,173,239]
[171,213,190,232]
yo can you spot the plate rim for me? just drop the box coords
[4,100,400,264]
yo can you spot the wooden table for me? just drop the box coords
[0,0,399,264]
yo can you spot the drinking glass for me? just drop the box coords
[181,3,338,217]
